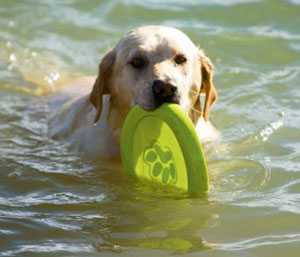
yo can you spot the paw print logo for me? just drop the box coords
[143,141,177,185]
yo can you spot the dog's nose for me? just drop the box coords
[152,80,178,102]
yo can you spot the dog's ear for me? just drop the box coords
[90,49,116,123]
[199,52,217,122]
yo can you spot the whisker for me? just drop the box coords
[189,89,199,95]
[189,89,206,97]
[188,104,202,115]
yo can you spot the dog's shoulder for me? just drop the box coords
[48,86,119,159]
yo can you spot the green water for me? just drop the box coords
[1,0,300,256]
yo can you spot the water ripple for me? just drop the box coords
[1,243,94,256]
[222,233,300,250]
[248,25,300,40]
[129,0,262,9]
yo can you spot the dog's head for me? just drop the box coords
[90,26,217,141]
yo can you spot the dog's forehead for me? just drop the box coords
[116,26,198,58]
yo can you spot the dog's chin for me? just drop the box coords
[137,102,156,111]
[138,98,180,111]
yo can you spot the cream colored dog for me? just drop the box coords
[49,26,219,161]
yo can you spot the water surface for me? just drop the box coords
[1,0,300,256]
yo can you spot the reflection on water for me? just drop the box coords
[1,0,300,256]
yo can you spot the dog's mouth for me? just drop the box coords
[138,94,180,111]
[153,94,180,109]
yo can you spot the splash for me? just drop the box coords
[257,120,284,142]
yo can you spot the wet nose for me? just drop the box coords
[152,80,178,101]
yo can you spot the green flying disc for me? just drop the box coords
[120,103,208,193]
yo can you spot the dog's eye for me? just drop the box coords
[174,55,187,65]
[130,57,145,68]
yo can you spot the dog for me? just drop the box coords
[48,25,219,161]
